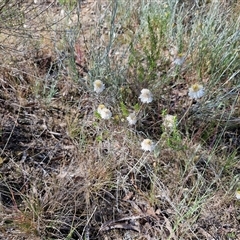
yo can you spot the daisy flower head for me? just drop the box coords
[188,83,205,99]
[235,190,240,200]
[173,56,185,66]
[97,104,106,114]
[93,80,105,93]
[141,139,155,152]
[163,114,176,129]
[139,89,153,103]
[100,107,112,120]
[126,112,137,125]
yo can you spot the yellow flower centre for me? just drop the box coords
[98,104,105,110]
[145,139,151,145]
[95,80,102,87]
[192,84,200,92]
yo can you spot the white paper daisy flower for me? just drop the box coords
[126,113,137,125]
[100,108,112,120]
[173,57,185,66]
[163,114,176,129]
[97,104,106,114]
[139,89,153,103]
[188,83,205,99]
[141,139,155,152]
[97,104,112,119]
[94,80,105,93]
